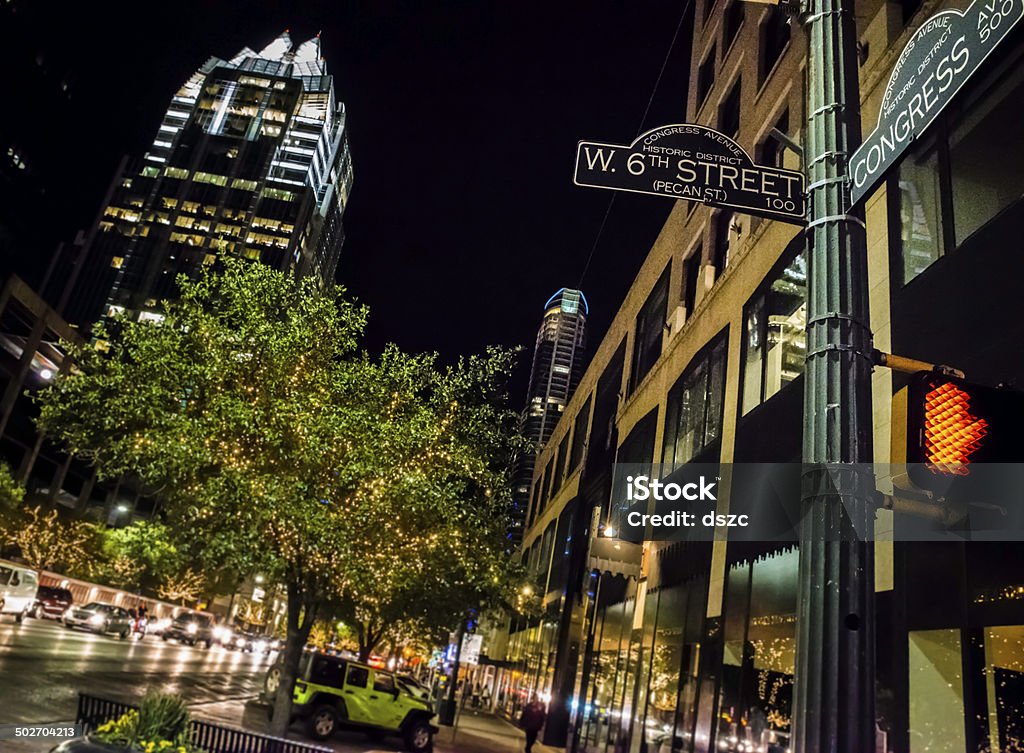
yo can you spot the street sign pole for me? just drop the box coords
[794,0,876,751]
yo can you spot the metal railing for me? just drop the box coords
[76,693,331,753]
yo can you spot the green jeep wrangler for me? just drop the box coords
[263,652,437,751]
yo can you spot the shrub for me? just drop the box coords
[93,692,195,753]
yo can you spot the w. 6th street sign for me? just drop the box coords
[573,124,806,224]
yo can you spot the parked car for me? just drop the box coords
[63,602,134,638]
[0,560,39,623]
[397,675,430,702]
[261,653,437,751]
[161,612,215,647]
[32,585,73,620]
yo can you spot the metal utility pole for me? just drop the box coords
[795,0,876,751]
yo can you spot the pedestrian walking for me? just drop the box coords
[519,693,547,753]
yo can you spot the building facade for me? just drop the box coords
[510,288,589,545]
[498,3,1024,753]
[69,31,353,326]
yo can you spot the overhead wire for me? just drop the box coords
[576,0,694,290]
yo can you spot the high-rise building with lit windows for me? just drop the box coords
[69,31,353,325]
[509,288,587,544]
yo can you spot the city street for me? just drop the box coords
[0,617,269,724]
[0,615,548,753]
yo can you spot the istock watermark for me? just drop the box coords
[625,474,718,502]
[608,463,1024,543]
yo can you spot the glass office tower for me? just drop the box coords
[74,31,353,324]
[510,288,588,544]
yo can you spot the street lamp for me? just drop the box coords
[254,574,264,584]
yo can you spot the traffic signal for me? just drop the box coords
[906,372,1024,494]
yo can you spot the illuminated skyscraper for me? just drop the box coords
[69,31,353,325]
[510,288,587,544]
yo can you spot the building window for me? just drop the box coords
[683,248,701,316]
[895,54,1024,285]
[760,10,791,85]
[714,212,734,278]
[741,239,807,415]
[616,409,659,502]
[662,333,728,470]
[546,504,575,593]
[896,140,945,285]
[569,397,591,473]
[553,433,569,496]
[540,460,552,513]
[759,109,790,168]
[630,263,671,393]
[528,480,543,528]
[697,46,717,110]
[949,67,1024,246]
[718,78,742,137]
[723,1,744,52]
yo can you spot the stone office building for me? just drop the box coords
[498,2,1024,752]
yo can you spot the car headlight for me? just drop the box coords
[214,626,231,641]
[186,623,198,635]
[89,614,105,626]
[64,608,74,619]
[236,637,245,647]
[255,640,268,653]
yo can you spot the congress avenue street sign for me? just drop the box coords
[851,0,1024,205]
[574,124,806,224]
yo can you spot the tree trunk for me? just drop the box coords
[356,621,381,662]
[269,581,318,737]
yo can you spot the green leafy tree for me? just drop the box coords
[0,462,25,546]
[99,520,182,591]
[37,259,522,733]
[334,495,523,659]
[0,462,23,513]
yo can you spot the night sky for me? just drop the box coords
[7,1,692,398]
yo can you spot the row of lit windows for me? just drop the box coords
[251,217,295,234]
[153,166,262,193]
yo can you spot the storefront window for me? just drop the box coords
[983,626,1024,751]
[716,550,797,753]
[645,588,686,752]
[741,245,805,415]
[581,597,637,753]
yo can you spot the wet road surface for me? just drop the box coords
[0,616,269,724]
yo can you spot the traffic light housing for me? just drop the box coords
[906,372,1024,494]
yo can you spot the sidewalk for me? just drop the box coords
[191,696,564,753]
[437,708,562,753]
